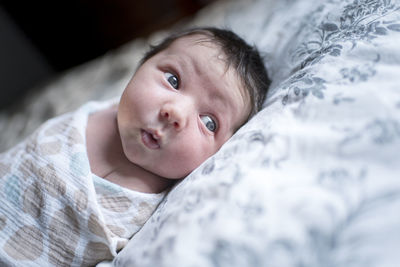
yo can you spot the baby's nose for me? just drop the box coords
[160,103,188,131]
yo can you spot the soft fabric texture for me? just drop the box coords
[0,100,165,266]
[0,0,399,266]
[112,0,400,266]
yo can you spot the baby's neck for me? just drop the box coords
[86,105,174,193]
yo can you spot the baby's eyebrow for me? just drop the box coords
[208,88,229,110]
[192,62,229,109]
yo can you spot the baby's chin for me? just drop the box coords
[123,149,197,180]
[145,164,192,180]
[153,169,189,180]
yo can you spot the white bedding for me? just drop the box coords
[1,0,400,266]
[0,100,164,266]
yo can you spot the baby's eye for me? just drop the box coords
[164,72,179,89]
[200,115,217,132]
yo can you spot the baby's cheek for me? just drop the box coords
[171,142,211,172]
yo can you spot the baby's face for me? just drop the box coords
[118,34,250,179]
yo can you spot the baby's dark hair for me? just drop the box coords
[140,27,270,120]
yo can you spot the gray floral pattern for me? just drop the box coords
[279,0,400,106]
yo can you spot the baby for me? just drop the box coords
[0,27,270,266]
[87,27,270,194]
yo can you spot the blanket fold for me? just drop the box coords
[0,101,165,266]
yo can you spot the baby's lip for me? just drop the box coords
[141,129,161,149]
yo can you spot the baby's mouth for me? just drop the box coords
[141,129,161,149]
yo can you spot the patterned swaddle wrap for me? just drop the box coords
[0,100,165,266]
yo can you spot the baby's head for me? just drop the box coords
[118,27,270,179]
[141,27,270,119]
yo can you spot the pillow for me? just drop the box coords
[114,0,400,266]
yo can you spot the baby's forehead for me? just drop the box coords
[168,35,241,83]
[167,34,224,58]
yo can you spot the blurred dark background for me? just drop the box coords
[0,0,214,109]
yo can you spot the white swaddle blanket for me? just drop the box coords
[0,100,165,266]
